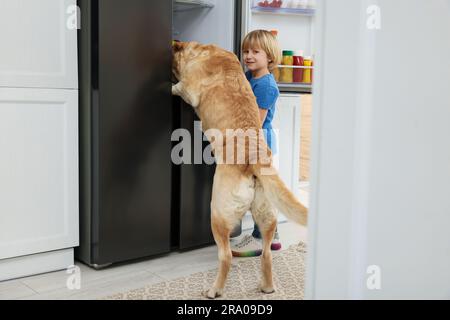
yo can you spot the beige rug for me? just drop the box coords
[103,242,306,300]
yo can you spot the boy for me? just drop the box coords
[231,30,282,257]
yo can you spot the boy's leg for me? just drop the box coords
[253,223,280,240]
[230,220,242,238]
[252,223,262,239]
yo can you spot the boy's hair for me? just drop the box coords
[242,30,282,72]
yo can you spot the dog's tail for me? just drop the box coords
[251,164,308,226]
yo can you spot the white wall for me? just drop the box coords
[307,0,450,299]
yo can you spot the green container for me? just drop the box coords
[282,50,294,56]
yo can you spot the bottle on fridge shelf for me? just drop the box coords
[268,0,283,8]
[303,56,313,83]
[257,0,269,8]
[280,50,294,83]
[293,51,304,83]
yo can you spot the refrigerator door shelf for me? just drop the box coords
[251,6,315,16]
[174,0,215,12]
[277,65,314,69]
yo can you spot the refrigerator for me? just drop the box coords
[76,0,241,267]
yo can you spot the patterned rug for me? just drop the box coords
[102,242,306,300]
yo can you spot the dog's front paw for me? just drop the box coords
[171,85,179,96]
[204,287,223,299]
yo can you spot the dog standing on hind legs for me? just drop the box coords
[172,41,308,299]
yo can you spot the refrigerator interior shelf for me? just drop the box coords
[174,0,215,12]
[277,65,314,69]
[277,82,312,93]
[251,6,315,16]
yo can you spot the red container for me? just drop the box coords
[293,51,304,83]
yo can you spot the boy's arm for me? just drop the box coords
[254,84,278,125]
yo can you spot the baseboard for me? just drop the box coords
[0,248,74,282]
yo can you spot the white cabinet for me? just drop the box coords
[272,93,301,198]
[271,93,302,223]
[0,0,78,281]
[0,88,78,280]
[0,88,78,281]
[0,0,78,89]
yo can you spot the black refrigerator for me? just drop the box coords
[76,0,229,268]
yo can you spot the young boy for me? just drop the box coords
[231,30,282,257]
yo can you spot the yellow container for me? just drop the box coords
[303,57,313,83]
[273,67,281,82]
[280,50,294,83]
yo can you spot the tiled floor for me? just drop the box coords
[0,187,309,300]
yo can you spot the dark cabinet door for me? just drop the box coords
[93,0,173,265]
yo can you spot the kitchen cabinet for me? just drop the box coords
[271,93,301,222]
[0,0,78,281]
[0,0,78,89]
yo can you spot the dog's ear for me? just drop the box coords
[172,40,186,53]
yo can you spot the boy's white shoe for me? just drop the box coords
[231,234,263,257]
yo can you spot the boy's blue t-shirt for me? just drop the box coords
[246,71,279,154]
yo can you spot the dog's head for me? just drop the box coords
[172,41,216,83]
[172,41,186,83]
[172,41,197,83]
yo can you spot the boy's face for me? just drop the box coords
[243,47,270,73]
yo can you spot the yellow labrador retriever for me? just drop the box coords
[172,41,308,299]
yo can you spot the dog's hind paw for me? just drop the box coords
[204,287,223,299]
[260,284,275,294]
